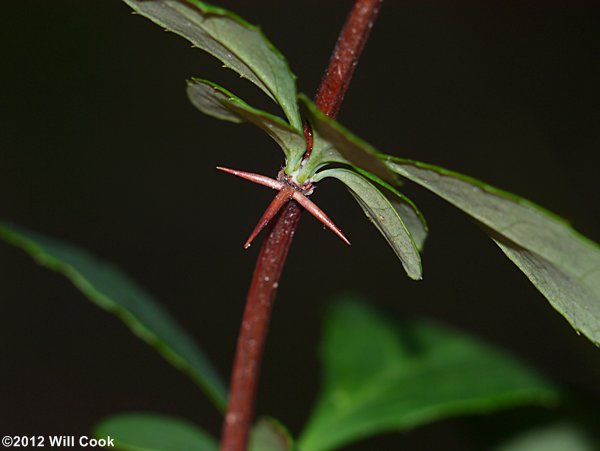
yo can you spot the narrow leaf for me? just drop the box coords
[493,237,600,341]
[298,95,395,183]
[313,168,422,280]
[123,0,302,130]
[386,158,600,345]
[0,222,228,410]
[299,298,558,451]
[94,413,217,451]
[187,79,305,171]
[388,196,428,252]
[186,78,243,124]
[249,418,294,451]
[352,166,428,251]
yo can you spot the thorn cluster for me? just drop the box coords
[216,166,350,248]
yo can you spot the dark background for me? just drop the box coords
[1,1,599,449]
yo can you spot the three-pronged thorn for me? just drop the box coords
[216,166,351,248]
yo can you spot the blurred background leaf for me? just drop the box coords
[95,413,218,451]
[249,418,295,451]
[299,298,559,451]
[495,422,597,451]
[0,222,227,410]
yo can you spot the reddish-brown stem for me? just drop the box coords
[314,0,384,120]
[222,200,302,451]
[302,122,314,161]
[220,1,383,450]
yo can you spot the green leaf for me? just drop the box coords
[123,0,302,130]
[186,78,305,171]
[385,158,600,345]
[496,422,597,451]
[298,95,396,183]
[0,222,227,410]
[187,78,244,124]
[94,413,217,451]
[313,168,422,280]
[352,167,428,251]
[299,298,559,451]
[387,195,428,252]
[249,418,294,451]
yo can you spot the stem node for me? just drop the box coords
[220,2,383,449]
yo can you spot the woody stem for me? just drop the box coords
[220,1,384,450]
